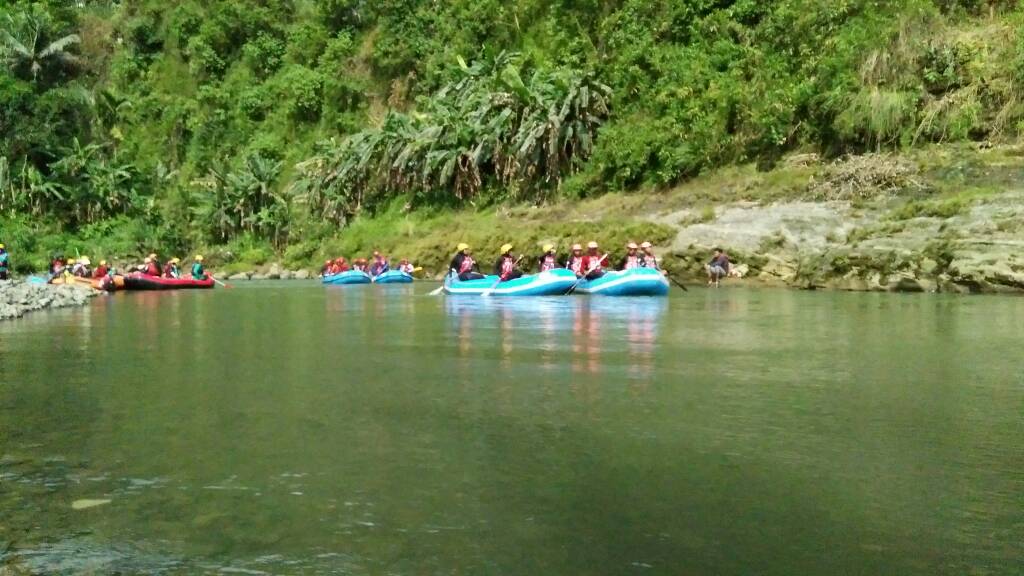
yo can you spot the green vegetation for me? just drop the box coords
[1,0,1024,270]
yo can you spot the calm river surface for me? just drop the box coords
[1,284,1022,575]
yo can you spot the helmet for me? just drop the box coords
[587,241,598,249]
[325,260,332,264]
[79,257,91,265]
[148,253,157,259]
[68,258,77,265]
[500,243,513,254]
[641,241,652,249]
[456,243,469,252]
[572,243,582,251]
[627,242,638,249]
[195,255,204,262]
[0,243,5,249]
[143,256,152,263]
[400,258,409,263]
[99,260,107,266]
[542,243,554,253]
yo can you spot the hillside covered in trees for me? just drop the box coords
[1,0,1023,271]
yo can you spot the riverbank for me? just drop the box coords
[0,281,97,321]
[212,143,1024,294]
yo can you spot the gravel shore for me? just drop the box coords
[0,280,97,321]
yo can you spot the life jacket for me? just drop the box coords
[191,262,205,279]
[93,266,108,278]
[162,263,176,278]
[458,255,475,274]
[623,255,640,270]
[567,256,584,274]
[145,261,160,276]
[500,255,515,277]
[539,254,557,272]
[641,252,658,268]
[583,254,604,272]
[399,263,414,274]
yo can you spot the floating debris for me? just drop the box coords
[71,498,111,510]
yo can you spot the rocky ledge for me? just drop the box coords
[0,281,97,321]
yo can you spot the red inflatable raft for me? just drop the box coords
[117,273,215,291]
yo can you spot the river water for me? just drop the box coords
[1,284,1021,575]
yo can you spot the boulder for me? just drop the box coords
[266,263,282,280]
[293,270,310,280]
[278,270,293,280]
[251,273,268,281]
[228,272,251,281]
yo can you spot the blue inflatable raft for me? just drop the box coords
[322,270,372,285]
[443,268,577,296]
[575,267,670,296]
[372,270,414,284]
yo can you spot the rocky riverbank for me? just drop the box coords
[0,281,97,321]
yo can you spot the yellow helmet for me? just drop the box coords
[99,260,107,266]
[170,257,180,264]
[148,253,157,259]
[543,243,554,252]
[456,243,469,252]
[68,258,77,264]
[0,243,5,249]
[500,243,513,254]
[194,255,204,262]
[79,256,91,265]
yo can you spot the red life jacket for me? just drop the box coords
[624,255,640,270]
[540,254,557,272]
[500,255,515,277]
[145,262,160,276]
[458,255,475,274]
[583,254,604,272]
[93,266,108,278]
[567,256,584,273]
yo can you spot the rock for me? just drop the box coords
[250,273,267,281]
[278,270,293,280]
[293,270,310,280]
[228,272,250,281]
[266,263,282,279]
[1,281,97,321]
[919,258,939,275]
[887,274,924,292]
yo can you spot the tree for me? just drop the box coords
[0,5,80,85]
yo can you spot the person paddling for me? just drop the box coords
[707,247,730,287]
[582,241,607,280]
[449,244,484,281]
[352,258,368,273]
[0,243,9,280]
[163,258,181,279]
[566,244,585,277]
[333,257,350,274]
[92,260,109,279]
[619,242,641,270]
[494,244,523,281]
[369,251,389,276]
[640,241,660,269]
[191,255,207,280]
[397,258,415,274]
[537,244,559,272]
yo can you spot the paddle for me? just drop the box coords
[566,253,608,295]
[482,255,525,297]
[663,270,689,292]
[429,269,454,296]
[210,275,233,289]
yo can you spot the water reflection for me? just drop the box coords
[444,296,666,378]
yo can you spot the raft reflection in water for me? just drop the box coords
[444,297,666,380]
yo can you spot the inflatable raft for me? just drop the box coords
[575,267,670,296]
[322,270,372,285]
[443,269,577,296]
[120,273,215,291]
[373,270,414,284]
[49,275,115,291]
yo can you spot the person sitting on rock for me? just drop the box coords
[0,243,9,280]
[191,255,206,280]
[706,248,730,287]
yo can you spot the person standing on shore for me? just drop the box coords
[0,244,9,280]
[707,248,730,287]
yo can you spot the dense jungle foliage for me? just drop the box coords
[0,0,1023,269]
